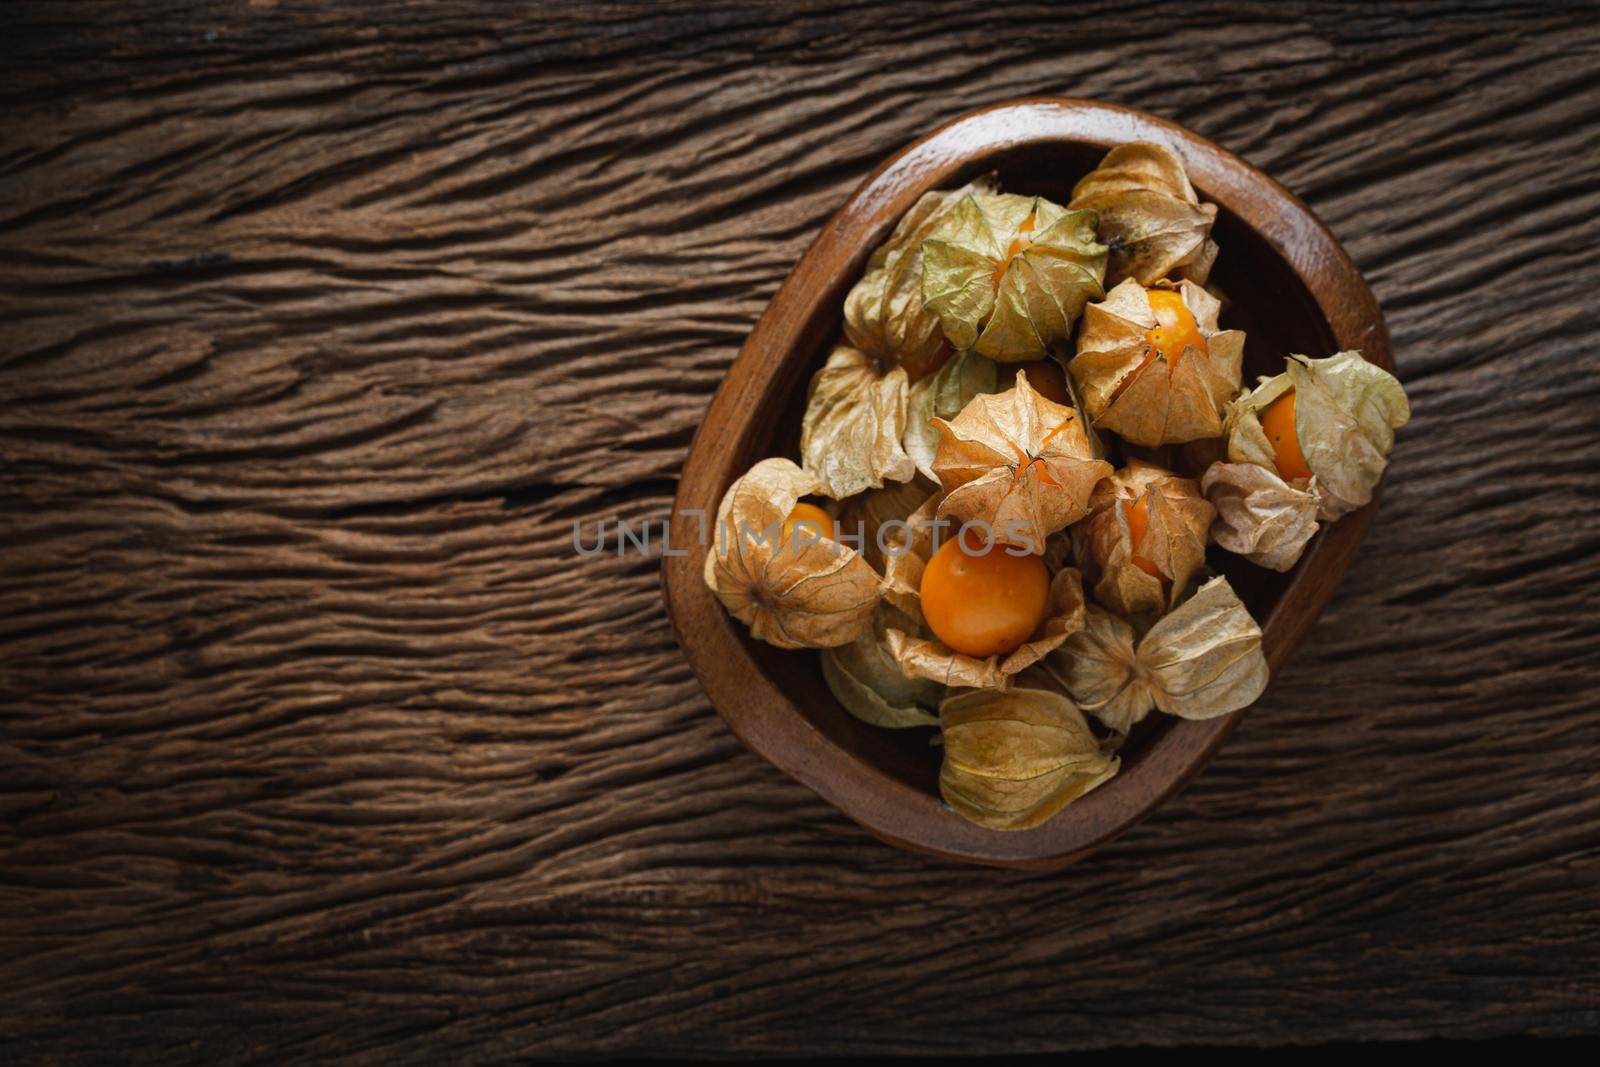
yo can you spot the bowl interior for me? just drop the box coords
[740,139,1338,799]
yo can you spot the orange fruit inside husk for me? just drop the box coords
[782,502,837,545]
[920,529,1051,658]
[1260,390,1313,481]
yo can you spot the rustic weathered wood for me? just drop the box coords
[3,1,1599,1062]
[665,97,1394,868]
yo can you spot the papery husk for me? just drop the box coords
[1069,278,1244,447]
[1286,350,1410,519]
[1201,462,1320,572]
[878,491,944,621]
[878,493,1089,689]
[1069,141,1219,287]
[1041,576,1269,733]
[999,357,1113,464]
[1043,530,1074,574]
[703,458,880,649]
[837,477,935,571]
[800,345,916,500]
[904,348,998,481]
[1205,350,1410,568]
[821,603,943,729]
[921,193,1107,361]
[1077,460,1214,617]
[1062,358,1113,464]
[844,175,999,376]
[887,567,1087,690]
[930,372,1113,551]
[938,687,1120,831]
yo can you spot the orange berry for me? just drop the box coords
[1004,212,1037,261]
[1259,390,1313,482]
[1122,491,1164,580]
[1110,288,1210,405]
[1141,288,1208,373]
[782,502,837,545]
[991,212,1037,291]
[920,529,1051,658]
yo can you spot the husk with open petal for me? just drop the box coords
[800,344,916,500]
[844,175,999,378]
[903,348,998,481]
[1286,350,1410,518]
[1040,576,1269,733]
[930,371,1113,551]
[1069,141,1219,287]
[703,458,880,649]
[877,493,1089,690]
[1075,460,1214,617]
[1069,277,1244,446]
[821,603,943,729]
[938,686,1120,830]
[921,193,1107,361]
[1204,350,1410,570]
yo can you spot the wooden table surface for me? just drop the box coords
[4,2,1599,1062]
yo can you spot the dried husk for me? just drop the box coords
[878,495,1090,690]
[800,345,916,500]
[1285,350,1410,519]
[1062,358,1113,465]
[903,348,998,481]
[921,193,1107,361]
[1069,141,1219,287]
[821,603,943,729]
[888,567,1087,690]
[703,458,880,649]
[938,687,1120,830]
[837,477,934,571]
[878,491,944,620]
[1041,576,1269,733]
[844,175,999,377]
[1076,460,1214,617]
[1043,529,1074,574]
[998,357,1114,464]
[930,371,1113,551]
[1068,277,1245,447]
[1204,350,1410,569]
[1201,461,1320,572]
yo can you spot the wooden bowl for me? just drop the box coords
[661,98,1392,869]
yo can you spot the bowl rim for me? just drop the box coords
[661,97,1392,869]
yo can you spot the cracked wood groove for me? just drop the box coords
[3,1,1599,1062]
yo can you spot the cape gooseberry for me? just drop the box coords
[919,528,1050,658]
[782,502,837,544]
[1140,288,1207,374]
[1121,491,1164,580]
[1259,391,1313,481]
[992,212,1037,291]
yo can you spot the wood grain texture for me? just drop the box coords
[2,1,1598,1062]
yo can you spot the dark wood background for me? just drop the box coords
[3,2,1598,1062]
